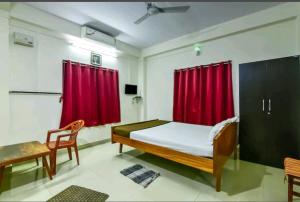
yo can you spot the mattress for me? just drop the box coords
[130,122,214,157]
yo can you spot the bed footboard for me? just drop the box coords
[213,122,238,191]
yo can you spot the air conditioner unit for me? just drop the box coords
[81,26,116,47]
[13,32,34,47]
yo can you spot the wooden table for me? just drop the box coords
[0,141,52,185]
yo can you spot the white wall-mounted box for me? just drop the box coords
[14,32,34,47]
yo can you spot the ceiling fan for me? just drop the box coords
[134,2,190,25]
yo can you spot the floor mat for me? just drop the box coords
[120,164,160,188]
[47,185,109,202]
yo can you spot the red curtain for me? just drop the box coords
[60,60,121,127]
[173,61,234,126]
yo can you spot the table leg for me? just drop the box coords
[288,175,293,202]
[0,166,5,186]
[42,156,52,180]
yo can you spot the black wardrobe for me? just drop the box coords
[239,56,300,168]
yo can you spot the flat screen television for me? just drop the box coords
[125,84,137,95]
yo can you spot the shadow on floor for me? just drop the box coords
[0,144,98,194]
[121,149,268,196]
[221,160,269,195]
[0,160,49,193]
[0,158,73,193]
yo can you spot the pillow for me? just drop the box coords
[208,116,238,144]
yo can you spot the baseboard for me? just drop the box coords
[77,138,111,150]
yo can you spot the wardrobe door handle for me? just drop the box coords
[267,99,271,115]
[262,99,265,111]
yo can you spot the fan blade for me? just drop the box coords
[134,13,150,24]
[159,6,190,13]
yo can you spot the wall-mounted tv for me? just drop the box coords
[125,84,137,95]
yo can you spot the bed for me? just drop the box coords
[111,119,237,192]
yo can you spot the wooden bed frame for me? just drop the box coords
[111,122,237,192]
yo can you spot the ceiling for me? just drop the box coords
[26,2,282,48]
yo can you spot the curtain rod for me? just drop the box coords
[62,60,117,71]
[175,60,232,71]
[9,91,61,95]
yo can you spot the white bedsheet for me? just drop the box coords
[130,122,214,157]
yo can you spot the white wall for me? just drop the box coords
[0,11,10,145]
[142,3,300,121]
[3,16,140,146]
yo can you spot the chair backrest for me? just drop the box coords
[66,120,85,141]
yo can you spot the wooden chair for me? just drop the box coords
[284,157,300,202]
[42,120,85,175]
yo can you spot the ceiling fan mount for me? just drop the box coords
[147,4,160,15]
[134,2,190,25]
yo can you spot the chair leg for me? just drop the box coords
[289,176,293,202]
[74,145,80,165]
[35,158,39,166]
[49,152,53,174]
[67,147,72,160]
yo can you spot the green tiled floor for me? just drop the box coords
[0,142,296,201]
